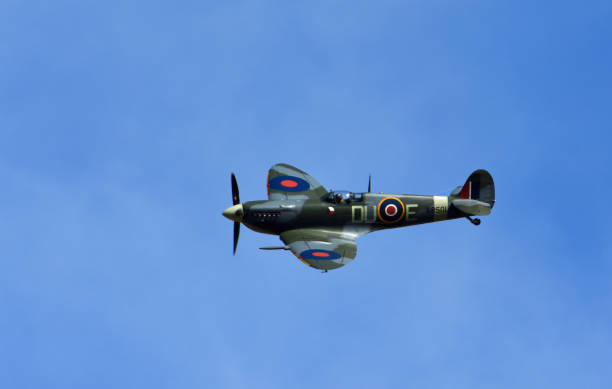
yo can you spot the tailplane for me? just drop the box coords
[450,170,495,216]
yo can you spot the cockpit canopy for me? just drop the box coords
[324,190,364,204]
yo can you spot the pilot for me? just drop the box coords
[335,193,343,204]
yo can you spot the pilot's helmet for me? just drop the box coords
[335,193,343,203]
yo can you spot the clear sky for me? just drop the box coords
[1,1,611,388]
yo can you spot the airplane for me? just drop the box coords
[222,163,495,271]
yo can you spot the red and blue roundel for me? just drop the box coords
[300,249,341,260]
[377,196,405,224]
[268,175,310,192]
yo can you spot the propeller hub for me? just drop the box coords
[222,204,244,222]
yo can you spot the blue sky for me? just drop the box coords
[1,1,611,388]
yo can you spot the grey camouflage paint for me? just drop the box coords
[227,163,495,271]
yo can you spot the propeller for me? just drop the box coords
[231,173,240,255]
[368,174,372,192]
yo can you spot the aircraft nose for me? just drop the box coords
[222,204,244,222]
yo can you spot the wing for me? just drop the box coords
[280,228,358,271]
[267,163,328,200]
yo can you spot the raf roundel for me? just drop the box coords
[300,249,342,260]
[377,196,405,224]
[268,175,311,192]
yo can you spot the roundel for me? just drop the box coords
[300,249,342,260]
[377,197,405,224]
[268,175,310,192]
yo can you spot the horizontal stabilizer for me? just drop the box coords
[451,199,491,216]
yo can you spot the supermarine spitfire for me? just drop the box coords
[222,163,495,271]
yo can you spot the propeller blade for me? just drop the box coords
[368,174,372,192]
[231,173,240,205]
[230,173,241,254]
[233,221,240,255]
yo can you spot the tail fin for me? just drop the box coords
[450,170,495,215]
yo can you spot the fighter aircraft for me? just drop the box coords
[222,163,495,271]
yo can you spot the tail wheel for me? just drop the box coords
[466,216,481,226]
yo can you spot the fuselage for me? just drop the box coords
[240,193,465,236]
